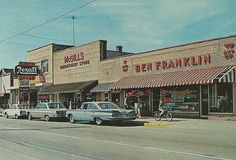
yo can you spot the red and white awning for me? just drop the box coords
[110,66,236,90]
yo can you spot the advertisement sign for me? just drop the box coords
[60,52,90,70]
[15,65,39,76]
[19,80,29,87]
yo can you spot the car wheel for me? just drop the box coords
[45,115,50,122]
[95,118,103,125]
[69,115,76,123]
[15,114,18,119]
[28,113,32,120]
[5,114,9,118]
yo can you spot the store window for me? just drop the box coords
[210,83,233,113]
[112,92,120,106]
[41,60,48,73]
[160,86,199,112]
[104,93,109,101]
[153,88,160,111]
[125,89,150,112]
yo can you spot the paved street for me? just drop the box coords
[0,117,235,160]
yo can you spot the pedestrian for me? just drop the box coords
[76,98,81,109]
[134,96,141,118]
[124,94,128,109]
[69,100,72,110]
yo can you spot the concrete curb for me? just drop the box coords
[144,122,174,127]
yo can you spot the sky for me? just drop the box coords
[0,0,236,68]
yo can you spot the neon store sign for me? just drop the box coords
[136,54,211,73]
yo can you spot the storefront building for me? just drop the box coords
[27,35,236,118]
[107,36,236,118]
[0,69,13,108]
[8,62,40,107]
[28,41,132,109]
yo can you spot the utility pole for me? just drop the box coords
[72,15,75,46]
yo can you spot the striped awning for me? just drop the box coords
[90,82,114,93]
[217,66,236,83]
[110,66,236,90]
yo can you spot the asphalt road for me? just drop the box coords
[0,117,235,160]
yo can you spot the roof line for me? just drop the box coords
[138,34,236,55]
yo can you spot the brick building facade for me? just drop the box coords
[26,35,236,118]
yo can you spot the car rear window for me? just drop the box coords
[48,103,65,109]
[18,105,28,109]
[98,103,120,109]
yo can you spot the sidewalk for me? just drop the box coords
[134,116,235,127]
[134,116,176,127]
[135,116,236,122]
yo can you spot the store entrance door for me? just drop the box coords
[201,85,209,118]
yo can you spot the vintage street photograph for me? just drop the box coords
[0,0,236,160]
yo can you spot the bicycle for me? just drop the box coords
[154,109,173,122]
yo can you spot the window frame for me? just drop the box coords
[41,60,49,73]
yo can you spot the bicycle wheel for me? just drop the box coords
[154,112,161,121]
[165,112,173,122]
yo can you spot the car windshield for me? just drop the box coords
[97,102,120,109]
[18,105,28,109]
[48,103,65,109]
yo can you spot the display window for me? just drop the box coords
[112,92,120,106]
[209,83,233,113]
[125,89,150,111]
[160,86,199,112]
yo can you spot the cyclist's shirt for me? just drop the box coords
[159,100,165,108]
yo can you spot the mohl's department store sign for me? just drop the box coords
[60,52,90,70]
[135,54,211,73]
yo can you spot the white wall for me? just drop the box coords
[0,74,11,93]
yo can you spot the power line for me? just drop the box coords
[0,29,72,44]
[0,0,97,44]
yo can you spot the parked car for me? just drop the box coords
[67,101,137,125]
[0,108,5,117]
[4,104,29,119]
[27,102,67,121]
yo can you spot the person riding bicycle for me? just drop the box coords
[158,98,166,116]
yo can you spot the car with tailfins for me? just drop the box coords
[67,101,137,125]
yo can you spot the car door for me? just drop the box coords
[8,104,15,117]
[80,103,91,121]
[33,104,45,118]
[39,104,48,118]
[30,104,40,117]
[86,103,97,121]
[72,103,86,121]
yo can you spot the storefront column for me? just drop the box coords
[56,93,59,102]
[149,88,153,113]
[120,90,125,108]
[208,85,210,114]
[233,83,236,116]
[199,85,202,118]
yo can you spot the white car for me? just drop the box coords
[67,101,137,125]
[4,104,29,119]
[27,102,67,121]
[0,108,4,117]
